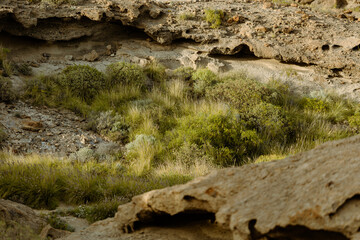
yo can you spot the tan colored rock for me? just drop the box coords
[21,119,43,132]
[255,26,267,33]
[82,50,99,62]
[62,135,360,240]
[40,224,71,240]
[0,199,46,234]
[0,0,359,80]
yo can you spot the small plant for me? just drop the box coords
[14,63,33,76]
[59,65,105,103]
[70,198,124,223]
[178,13,196,21]
[90,111,130,143]
[105,62,147,89]
[0,128,7,146]
[204,9,224,28]
[0,47,13,77]
[0,77,16,103]
[45,213,75,232]
[191,68,219,96]
[125,134,158,175]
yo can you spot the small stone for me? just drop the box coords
[255,26,267,33]
[64,55,73,61]
[21,120,43,132]
[106,45,112,55]
[263,2,273,8]
[82,50,99,62]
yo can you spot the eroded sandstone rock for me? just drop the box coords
[0,0,359,81]
[62,134,360,240]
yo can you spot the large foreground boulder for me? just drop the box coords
[0,198,46,234]
[63,135,360,240]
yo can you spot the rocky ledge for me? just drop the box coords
[0,0,359,82]
[61,134,360,240]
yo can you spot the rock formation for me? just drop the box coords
[60,134,360,240]
[0,0,359,81]
[0,198,46,234]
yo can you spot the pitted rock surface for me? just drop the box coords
[0,0,359,81]
[61,135,360,240]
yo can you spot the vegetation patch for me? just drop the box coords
[204,9,224,28]
[6,61,360,222]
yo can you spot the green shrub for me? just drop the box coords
[70,198,123,223]
[301,97,328,112]
[0,77,16,102]
[0,47,13,77]
[247,102,289,139]
[348,110,360,128]
[169,110,261,166]
[191,69,218,96]
[88,111,129,143]
[45,213,75,232]
[206,76,267,114]
[59,65,105,103]
[204,9,224,28]
[105,62,146,89]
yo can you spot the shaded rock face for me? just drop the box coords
[0,0,359,81]
[62,135,360,240]
[0,198,46,234]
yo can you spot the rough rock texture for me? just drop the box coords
[0,0,359,81]
[0,198,46,234]
[62,134,360,240]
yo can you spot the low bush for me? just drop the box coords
[191,68,219,96]
[45,213,75,232]
[58,65,105,103]
[105,62,147,89]
[168,109,261,166]
[0,77,16,102]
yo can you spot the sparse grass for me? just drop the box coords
[178,13,196,21]
[0,47,13,77]
[0,152,191,218]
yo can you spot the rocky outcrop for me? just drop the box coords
[0,198,46,234]
[62,134,360,240]
[0,0,359,80]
